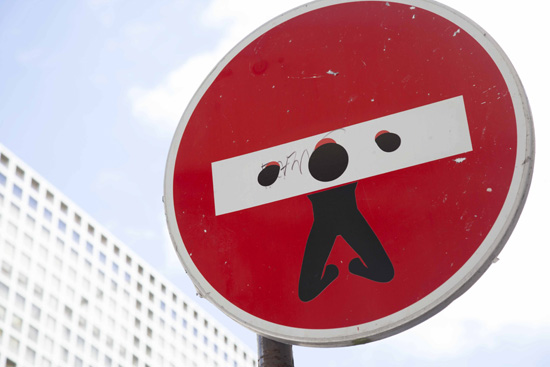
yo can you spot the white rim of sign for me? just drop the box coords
[164,0,534,346]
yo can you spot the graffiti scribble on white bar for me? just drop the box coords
[211,96,472,216]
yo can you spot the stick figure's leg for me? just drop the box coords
[298,221,339,303]
[342,211,394,282]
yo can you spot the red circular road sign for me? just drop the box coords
[165,0,534,346]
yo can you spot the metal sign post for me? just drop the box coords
[258,335,294,367]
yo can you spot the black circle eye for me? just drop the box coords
[258,164,280,186]
[375,131,401,152]
[309,143,348,182]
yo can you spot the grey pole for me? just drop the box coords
[257,335,294,367]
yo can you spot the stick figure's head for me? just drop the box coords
[309,138,349,182]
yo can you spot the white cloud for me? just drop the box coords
[128,0,307,135]
[87,0,116,27]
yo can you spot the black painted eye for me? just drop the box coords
[258,162,280,186]
[375,131,401,152]
[309,141,348,182]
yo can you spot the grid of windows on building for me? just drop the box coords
[0,144,256,367]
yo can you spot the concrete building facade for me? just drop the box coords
[0,144,256,367]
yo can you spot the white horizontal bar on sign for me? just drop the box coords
[211,96,472,216]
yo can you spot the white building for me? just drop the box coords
[0,143,256,367]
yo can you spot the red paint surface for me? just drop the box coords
[315,138,337,150]
[172,2,517,329]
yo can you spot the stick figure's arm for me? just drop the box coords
[257,161,280,187]
[375,130,401,152]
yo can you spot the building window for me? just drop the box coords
[113,245,120,256]
[62,326,71,341]
[31,178,39,190]
[70,249,78,261]
[112,262,119,274]
[60,202,68,214]
[64,306,73,320]
[29,196,38,210]
[125,272,131,283]
[25,346,36,364]
[9,336,20,353]
[15,293,25,308]
[15,166,25,179]
[13,184,23,198]
[88,224,95,235]
[28,325,39,342]
[1,261,12,278]
[43,208,52,221]
[43,335,54,352]
[58,219,66,232]
[10,202,20,217]
[41,225,50,239]
[78,316,86,329]
[86,241,93,253]
[0,172,6,186]
[99,252,106,264]
[160,301,166,311]
[46,190,54,202]
[61,347,69,362]
[11,314,23,331]
[72,230,80,243]
[33,285,43,299]
[26,214,36,227]
[91,346,99,360]
[0,153,9,166]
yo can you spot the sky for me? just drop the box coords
[1,0,549,365]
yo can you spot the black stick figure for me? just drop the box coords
[258,131,401,302]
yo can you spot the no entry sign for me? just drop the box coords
[165,0,534,346]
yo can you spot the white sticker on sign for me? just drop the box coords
[212,96,472,216]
